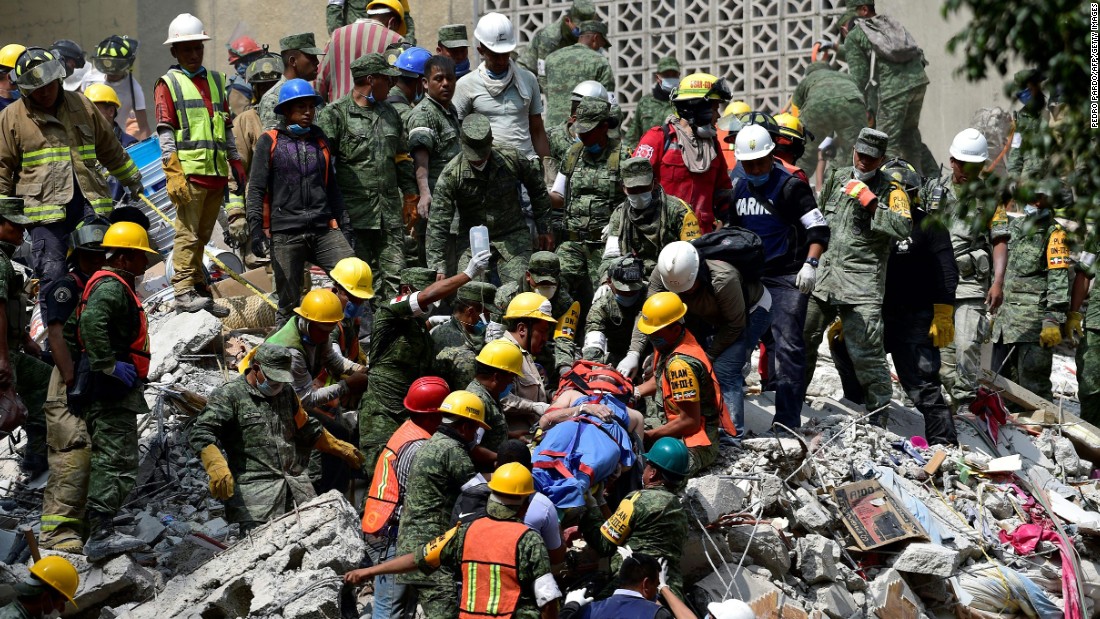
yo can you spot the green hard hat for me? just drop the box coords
[645,437,690,478]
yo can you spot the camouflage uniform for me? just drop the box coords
[386,87,415,124]
[189,375,322,527]
[0,601,32,618]
[582,256,646,366]
[791,62,867,179]
[431,282,495,352]
[1005,70,1049,181]
[517,0,599,90]
[1076,233,1100,425]
[803,131,913,412]
[258,33,327,130]
[543,22,614,128]
[921,177,1010,407]
[494,255,579,375]
[465,379,509,454]
[625,56,680,145]
[396,428,476,617]
[326,0,416,43]
[407,93,463,275]
[316,54,415,300]
[434,345,480,391]
[990,209,1070,401]
[605,186,700,276]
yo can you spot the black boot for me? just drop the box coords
[84,510,148,562]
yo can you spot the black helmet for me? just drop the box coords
[14,47,65,92]
[881,158,923,205]
[51,39,86,72]
[738,111,781,139]
[92,35,139,74]
[246,53,284,84]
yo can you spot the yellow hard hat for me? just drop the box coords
[366,0,408,36]
[438,389,489,429]
[774,112,805,141]
[504,292,556,323]
[488,462,535,496]
[84,83,121,108]
[30,556,79,607]
[330,257,375,299]
[476,339,524,376]
[724,100,750,117]
[0,44,26,69]
[672,72,724,101]
[637,291,688,334]
[101,221,162,259]
[294,289,344,323]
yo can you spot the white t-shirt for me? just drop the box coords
[453,64,544,160]
[63,65,90,92]
[80,68,145,123]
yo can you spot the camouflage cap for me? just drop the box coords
[1014,68,1043,87]
[573,96,611,133]
[621,157,654,188]
[845,0,874,7]
[854,127,888,158]
[461,113,494,160]
[254,343,294,384]
[656,56,681,74]
[802,61,831,78]
[457,281,499,311]
[400,266,438,291]
[569,0,599,21]
[438,24,470,48]
[351,52,402,79]
[527,251,560,284]
[609,256,646,291]
[279,32,324,56]
[577,21,610,48]
[0,196,30,225]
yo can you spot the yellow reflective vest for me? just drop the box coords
[159,68,229,177]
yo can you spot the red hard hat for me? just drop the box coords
[227,36,263,63]
[403,376,450,413]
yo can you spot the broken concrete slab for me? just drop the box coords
[813,582,859,619]
[42,550,162,612]
[796,534,840,585]
[689,561,784,612]
[892,542,961,578]
[726,524,790,580]
[686,475,747,524]
[868,567,925,616]
[133,512,166,546]
[147,309,223,381]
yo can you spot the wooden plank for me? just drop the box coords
[922,450,947,475]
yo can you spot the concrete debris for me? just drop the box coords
[796,534,840,584]
[686,475,747,524]
[726,524,791,580]
[891,543,961,578]
[48,551,161,612]
[146,309,223,381]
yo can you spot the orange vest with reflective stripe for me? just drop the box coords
[655,330,735,447]
[77,270,150,379]
[361,420,431,534]
[459,518,527,619]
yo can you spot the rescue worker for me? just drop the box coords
[716,101,749,171]
[551,97,633,301]
[431,281,496,350]
[723,125,829,431]
[0,48,142,296]
[579,436,690,597]
[583,256,647,366]
[0,556,79,619]
[346,462,561,619]
[1071,231,1100,425]
[329,257,374,367]
[388,46,431,122]
[924,128,1009,410]
[561,553,695,619]
[38,221,108,551]
[316,53,417,300]
[543,21,614,128]
[155,14,243,317]
[626,56,681,144]
[246,79,352,324]
[359,256,491,467]
[493,257,580,383]
[0,197,50,476]
[52,39,88,92]
[790,61,866,183]
[1006,69,1049,182]
[990,189,1070,401]
[317,0,406,102]
[546,80,608,184]
[258,33,324,131]
[518,0,600,90]
[192,343,364,531]
[328,0,415,43]
[73,222,160,561]
[436,25,471,78]
[831,159,958,445]
[603,156,700,276]
[360,376,450,619]
[497,293,559,421]
[803,128,913,421]
[84,35,150,140]
[0,44,26,112]
[634,293,733,473]
[771,113,812,183]
[225,35,264,119]
[635,73,733,233]
[468,339,526,464]
[427,113,554,281]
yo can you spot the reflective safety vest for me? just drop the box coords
[161,69,229,177]
[459,518,527,619]
[361,420,431,534]
[655,329,735,447]
[77,270,150,379]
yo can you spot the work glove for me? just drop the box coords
[164,152,192,206]
[592,283,612,305]
[564,588,593,608]
[827,319,844,345]
[402,194,419,232]
[125,178,144,198]
[106,361,138,388]
[200,444,235,500]
[657,557,671,591]
[928,304,955,348]
[225,208,249,249]
[1040,320,1063,348]
[251,228,271,259]
[463,249,492,280]
[1066,311,1085,345]
[844,179,877,209]
[795,262,817,295]
[617,351,641,380]
[315,429,366,470]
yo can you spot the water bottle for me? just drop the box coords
[469,225,490,256]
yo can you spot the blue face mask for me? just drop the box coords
[615,293,642,307]
[344,301,366,320]
[746,171,771,187]
[366,93,377,104]
[256,376,284,397]
[1016,88,1032,105]
[178,65,204,78]
[1024,204,1040,216]
[414,89,425,103]
[650,334,670,349]
[486,67,510,80]
[454,59,471,77]
[500,382,514,398]
[286,124,310,136]
[235,63,247,78]
[585,142,604,155]
[571,27,582,37]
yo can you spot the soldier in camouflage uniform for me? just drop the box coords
[327,0,416,43]
[626,56,680,144]
[1070,231,1100,424]
[492,253,579,379]
[258,33,323,131]
[543,21,614,129]
[803,129,913,416]
[545,80,608,186]
[191,345,363,530]
[431,281,496,351]
[990,193,1070,401]
[922,129,1010,409]
[790,61,867,183]
[840,0,937,175]
[518,0,600,90]
[427,114,553,283]
[603,156,700,276]
[316,53,417,300]
[1005,69,1050,182]
[551,97,633,301]
[583,256,646,366]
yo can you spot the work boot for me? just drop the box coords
[175,290,213,314]
[19,452,48,478]
[84,511,148,562]
[193,284,231,318]
[39,528,84,554]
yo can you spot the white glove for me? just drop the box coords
[617,351,641,380]
[532,401,551,415]
[592,283,612,305]
[464,250,492,279]
[565,588,593,607]
[427,315,449,328]
[657,557,670,590]
[485,321,506,343]
[616,545,634,560]
[795,262,817,295]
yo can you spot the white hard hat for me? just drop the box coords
[734,124,776,161]
[572,80,608,102]
[474,12,517,54]
[948,128,989,163]
[707,599,756,619]
[656,241,700,294]
[164,13,211,46]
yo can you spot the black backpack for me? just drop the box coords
[690,227,765,283]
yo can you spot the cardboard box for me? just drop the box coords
[832,479,927,551]
[211,267,274,299]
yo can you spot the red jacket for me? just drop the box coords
[634,123,731,233]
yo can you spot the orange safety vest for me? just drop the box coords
[459,518,527,619]
[360,420,432,534]
[76,270,150,379]
[655,330,735,447]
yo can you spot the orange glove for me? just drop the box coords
[402,194,419,232]
[844,179,878,209]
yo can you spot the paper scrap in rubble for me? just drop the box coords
[832,479,927,551]
[983,454,1022,473]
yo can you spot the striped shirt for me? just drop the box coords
[316,20,403,102]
